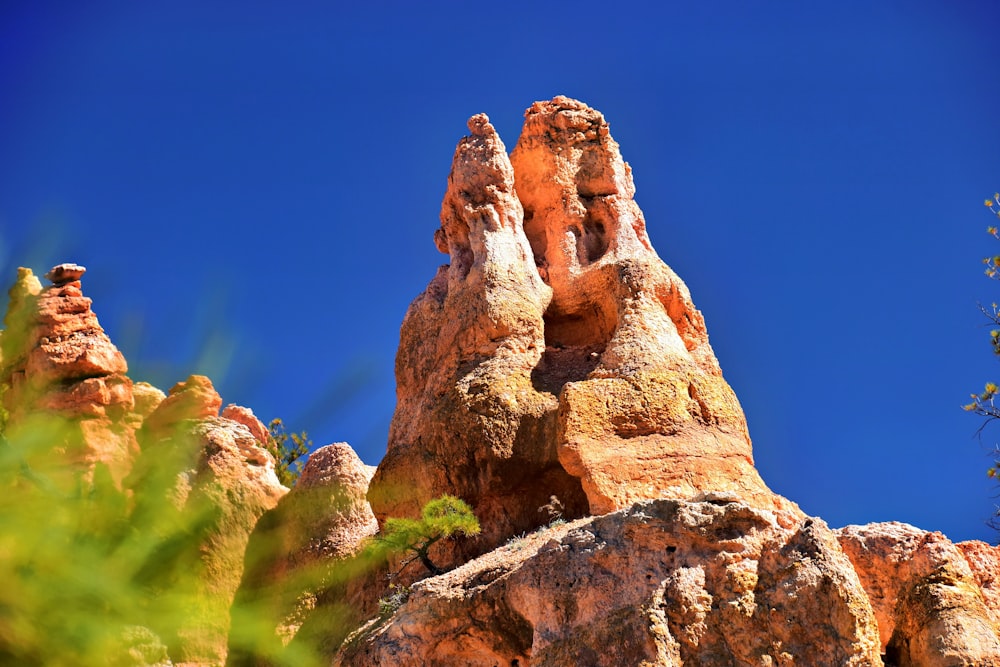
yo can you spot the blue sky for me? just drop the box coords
[2,2,999,543]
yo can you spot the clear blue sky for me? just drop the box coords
[2,2,999,543]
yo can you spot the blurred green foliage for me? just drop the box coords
[0,412,331,666]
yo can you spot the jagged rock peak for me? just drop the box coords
[435,110,548,302]
[368,97,796,575]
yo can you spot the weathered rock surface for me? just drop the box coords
[221,404,269,447]
[0,265,137,483]
[369,96,795,571]
[228,442,379,664]
[336,498,882,666]
[130,375,287,666]
[958,539,1000,630]
[837,522,1000,666]
[369,112,590,565]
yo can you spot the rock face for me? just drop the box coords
[369,97,795,569]
[228,442,379,664]
[837,523,1000,666]
[958,540,1000,631]
[369,111,591,565]
[336,498,883,666]
[129,375,287,665]
[0,265,138,483]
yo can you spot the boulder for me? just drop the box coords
[336,499,882,666]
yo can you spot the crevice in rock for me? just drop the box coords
[579,214,607,264]
[448,217,474,280]
[521,206,550,283]
[532,300,616,393]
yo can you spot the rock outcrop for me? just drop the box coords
[837,523,1000,666]
[0,264,138,484]
[369,97,796,571]
[129,375,287,665]
[337,498,882,666]
[958,540,1000,630]
[228,442,379,664]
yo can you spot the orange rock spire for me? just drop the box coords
[369,97,796,570]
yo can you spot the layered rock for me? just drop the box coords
[837,523,1000,665]
[369,97,795,569]
[228,442,379,664]
[129,375,287,665]
[0,264,137,484]
[336,498,882,666]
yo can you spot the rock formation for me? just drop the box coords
[228,442,379,664]
[837,523,1000,665]
[369,96,796,571]
[337,498,883,666]
[344,97,1000,665]
[368,111,591,565]
[128,375,288,665]
[0,264,138,484]
[3,99,999,667]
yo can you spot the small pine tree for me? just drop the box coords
[372,495,480,575]
[265,418,311,487]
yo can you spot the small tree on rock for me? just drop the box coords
[372,495,480,576]
[265,418,311,487]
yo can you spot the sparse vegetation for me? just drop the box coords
[963,192,1000,529]
[377,584,411,616]
[265,417,311,486]
[369,495,480,576]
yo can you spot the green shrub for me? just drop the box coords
[370,495,480,576]
[265,417,311,486]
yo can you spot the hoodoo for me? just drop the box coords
[368,97,796,572]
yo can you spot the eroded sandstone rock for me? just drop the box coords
[369,112,590,566]
[837,522,1000,666]
[336,499,882,666]
[368,97,795,571]
[512,97,794,516]
[228,443,379,664]
[130,376,287,665]
[958,539,1000,630]
[0,265,137,483]
[221,403,269,446]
